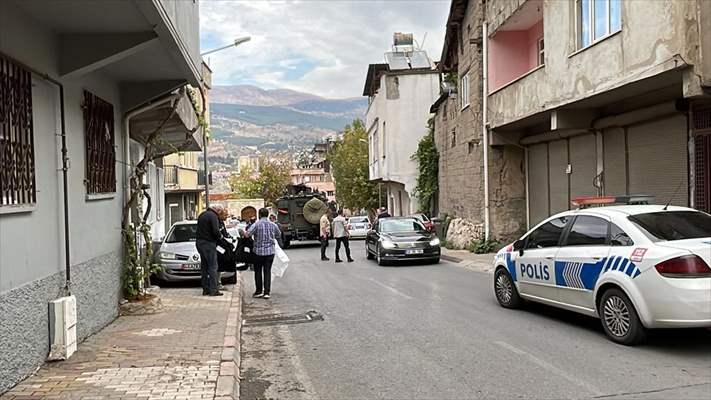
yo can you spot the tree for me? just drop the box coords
[228,156,291,206]
[412,117,439,214]
[328,119,379,211]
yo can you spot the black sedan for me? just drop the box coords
[365,217,441,265]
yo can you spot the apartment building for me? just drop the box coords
[0,0,203,392]
[363,33,440,216]
[433,0,711,243]
[486,0,711,226]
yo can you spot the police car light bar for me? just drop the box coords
[572,195,655,208]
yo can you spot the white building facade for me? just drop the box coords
[0,0,203,393]
[363,38,440,216]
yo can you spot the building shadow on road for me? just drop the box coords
[520,301,711,351]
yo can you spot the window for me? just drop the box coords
[450,129,457,148]
[460,73,469,109]
[468,141,475,154]
[538,38,545,66]
[629,211,711,241]
[565,216,608,246]
[577,0,622,49]
[610,223,634,246]
[83,90,116,194]
[525,217,569,249]
[0,56,36,207]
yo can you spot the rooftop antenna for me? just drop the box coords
[663,180,684,210]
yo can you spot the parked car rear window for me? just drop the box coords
[166,225,197,243]
[629,211,711,241]
[380,219,426,233]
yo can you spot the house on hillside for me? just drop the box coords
[0,0,204,393]
[363,33,440,216]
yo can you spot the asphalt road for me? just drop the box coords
[239,240,711,400]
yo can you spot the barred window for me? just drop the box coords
[0,56,36,207]
[82,91,116,194]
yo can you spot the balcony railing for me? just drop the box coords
[164,165,179,186]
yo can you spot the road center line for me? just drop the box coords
[494,340,604,397]
[366,278,414,300]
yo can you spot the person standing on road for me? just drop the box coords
[332,209,353,263]
[197,204,228,296]
[319,210,331,261]
[244,207,283,299]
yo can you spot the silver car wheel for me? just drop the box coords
[603,295,630,337]
[495,273,513,304]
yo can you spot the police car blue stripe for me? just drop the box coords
[602,256,613,272]
[618,258,630,272]
[625,262,636,277]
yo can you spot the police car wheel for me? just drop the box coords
[599,288,647,345]
[494,268,522,309]
[366,245,374,260]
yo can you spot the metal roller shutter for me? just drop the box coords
[548,139,569,214]
[627,115,688,206]
[528,143,549,225]
[569,134,597,198]
[603,127,626,196]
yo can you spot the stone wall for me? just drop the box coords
[0,251,121,394]
[435,0,528,244]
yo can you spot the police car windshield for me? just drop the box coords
[166,225,197,243]
[628,211,711,241]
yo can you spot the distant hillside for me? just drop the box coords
[211,103,353,132]
[206,85,367,173]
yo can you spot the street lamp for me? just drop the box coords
[201,36,251,56]
[200,36,251,207]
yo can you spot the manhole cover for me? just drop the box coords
[243,310,324,327]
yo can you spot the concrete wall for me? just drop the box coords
[487,0,703,128]
[158,0,201,81]
[0,2,127,392]
[366,71,440,214]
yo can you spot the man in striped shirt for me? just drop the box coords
[244,208,283,299]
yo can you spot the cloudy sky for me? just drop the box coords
[200,0,450,99]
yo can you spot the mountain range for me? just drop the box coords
[207,85,367,169]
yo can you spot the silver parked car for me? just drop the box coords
[155,221,237,284]
[347,215,371,239]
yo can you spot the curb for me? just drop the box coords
[440,254,463,263]
[216,276,242,400]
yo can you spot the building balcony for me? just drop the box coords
[164,165,202,193]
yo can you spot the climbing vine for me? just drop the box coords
[121,86,208,300]
[411,117,439,215]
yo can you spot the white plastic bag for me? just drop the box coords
[272,239,290,278]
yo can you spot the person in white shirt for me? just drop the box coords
[332,209,353,263]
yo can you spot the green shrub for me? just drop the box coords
[468,238,500,254]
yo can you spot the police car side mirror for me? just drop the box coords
[513,239,524,256]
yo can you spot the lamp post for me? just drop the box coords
[200,36,251,207]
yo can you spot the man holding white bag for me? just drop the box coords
[244,208,283,299]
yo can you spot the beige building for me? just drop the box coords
[433,0,711,243]
[290,168,336,202]
[487,0,711,225]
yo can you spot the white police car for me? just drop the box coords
[493,196,711,345]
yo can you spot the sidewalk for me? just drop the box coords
[1,281,242,400]
[440,248,496,274]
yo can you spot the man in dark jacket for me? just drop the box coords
[197,204,228,296]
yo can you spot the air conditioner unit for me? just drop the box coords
[48,295,77,360]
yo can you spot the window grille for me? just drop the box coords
[82,90,116,194]
[0,56,36,207]
[695,134,710,213]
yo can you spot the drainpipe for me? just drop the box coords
[482,23,490,241]
[0,53,72,294]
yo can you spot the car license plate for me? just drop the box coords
[406,249,424,255]
[182,264,200,270]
